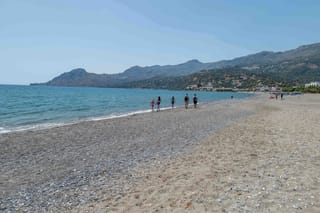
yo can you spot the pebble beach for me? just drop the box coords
[1,94,320,212]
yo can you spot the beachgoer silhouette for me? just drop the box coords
[184,94,189,109]
[171,96,175,110]
[280,93,284,100]
[193,94,198,108]
[157,96,161,112]
[151,98,155,112]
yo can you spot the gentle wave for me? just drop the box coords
[0,85,253,134]
[0,100,247,134]
[0,107,174,134]
[0,106,182,134]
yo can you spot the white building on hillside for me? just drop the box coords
[305,81,320,87]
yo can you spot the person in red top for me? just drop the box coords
[184,94,189,109]
[150,98,155,112]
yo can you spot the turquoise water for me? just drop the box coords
[0,85,253,133]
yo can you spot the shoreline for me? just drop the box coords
[1,85,252,135]
[0,95,252,135]
[1,108,179,135]
[1,96,255,212]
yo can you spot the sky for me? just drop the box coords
[1,0,320,85]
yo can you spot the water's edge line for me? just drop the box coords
[0,106,174,134]
[0,95,255,135]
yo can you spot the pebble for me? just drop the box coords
[1,101,254,212]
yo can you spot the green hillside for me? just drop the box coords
[121,54,320,90]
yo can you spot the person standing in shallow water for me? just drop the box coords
[156,96,161,112]
[193,94,198,108]
[184,94,189,109]
[171,96,175,110]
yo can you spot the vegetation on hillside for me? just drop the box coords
[121,44,320,91]
[120,54,320,92]
[282,86,320,93]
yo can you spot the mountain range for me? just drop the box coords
[31,42,320,89]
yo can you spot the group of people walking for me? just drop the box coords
[150,93,198,112]
[184,93,198,109]
[150,96,162,112]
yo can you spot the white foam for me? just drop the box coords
[1,99,248,135]
[0,108,161,134]
[88,109,152,121]
[0,123,67,134]
[88,107,173,122]
[0,127,10,134]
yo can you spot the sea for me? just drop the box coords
[0,85,253,134]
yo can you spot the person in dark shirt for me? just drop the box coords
[171,96,175,110]
[157,96,161,112]
[193,94,198,108]
[184,94,189,109]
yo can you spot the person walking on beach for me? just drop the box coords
[157,96,161,112]
[193,94,198,108]
[184,94,189,109]
[150,98,155,112]
[171,96,175,110]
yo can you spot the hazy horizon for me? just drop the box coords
[1,0,320,84]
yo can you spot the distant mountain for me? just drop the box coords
[32,42,320,88]
[41,68,112,87]
[125,51,320,90]
[206,42,320,68]
[33,59,211,87]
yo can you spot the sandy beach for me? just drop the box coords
[1,94,320,212]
